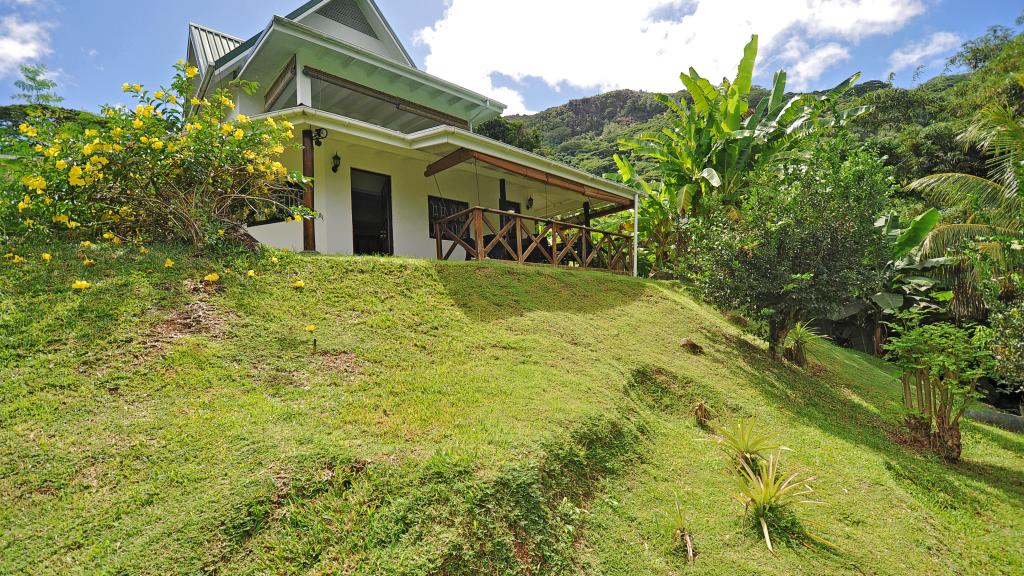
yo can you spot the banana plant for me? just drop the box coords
[613,34,868,223]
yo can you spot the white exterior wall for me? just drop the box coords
[248,132,586,259]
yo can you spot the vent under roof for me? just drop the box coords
[316,0,378,39]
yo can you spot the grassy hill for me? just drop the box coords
[2,241,1023,575]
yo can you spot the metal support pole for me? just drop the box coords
[632,194,639,278]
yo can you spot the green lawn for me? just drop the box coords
[1,240,1022,575]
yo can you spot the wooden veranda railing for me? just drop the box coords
[434,206,633,274]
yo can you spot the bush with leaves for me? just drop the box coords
[884,311,995,461]
[3,61,309,246]
[691,134,893,359]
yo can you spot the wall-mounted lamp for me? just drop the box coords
[332,153,342,173]
[526,196,534,210]
[312,128,328,147]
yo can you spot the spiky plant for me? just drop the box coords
[734,454,819,553]
[786,321,828,366]
[715,417,782,472]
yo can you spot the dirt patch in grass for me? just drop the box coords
[152,300,225,341]
[319,351,362,379]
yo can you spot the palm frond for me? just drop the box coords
[920,223,1020,259]
[908,173,1021,232]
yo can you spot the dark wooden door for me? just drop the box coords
[351,169,393,255]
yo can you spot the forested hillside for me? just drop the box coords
[488,23,1021,187]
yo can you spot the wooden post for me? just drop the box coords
[474,209,484,261]
[301,129,316,252]
[552,224,560,266]
[515,215,523,264]
[435,221,443,260]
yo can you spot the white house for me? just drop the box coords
[186,0,638,274]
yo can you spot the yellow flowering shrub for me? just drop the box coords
[4,62,310,246]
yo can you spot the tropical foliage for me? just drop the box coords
[2,62,307,246]
[884,313,995,461]
[691,135,892,359]
[607,35,866,275]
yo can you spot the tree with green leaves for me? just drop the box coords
[11,64,63,107]
[691,134,892,360]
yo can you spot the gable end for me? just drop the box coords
[316,0,378,39]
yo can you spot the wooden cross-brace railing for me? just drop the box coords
[434,206,632,274]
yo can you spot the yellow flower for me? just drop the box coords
[204,272,220,283]
[34,144,43,152]
[21,175,46,192]
[122,83,131,92]
[154,91,165,100]
[233,129,245,140]
[237,114,249,124]
[139,246,150,254]
[217,229,225,237]
[12,255,25,264]
[56,160,68,170]
[293,280,305,289]
[72,280,92,290]
[132,84,142,92]
[271,257,279,264]
[305,325,316,333]
[82,258,96,266]
[246,270,256,278]
[282,121,294,130]
[185,66,199,78]
[80,240,94,248]
[151,140,164,150]
[266,118,277,128]
[17,199,29,212]
[84,129,98,137]
[102,232,115,240]
[69,166,86,186]
[41,253,52,262]
[167,94,178,104]
[191,97,201,106]
[18,123,38,137]
[164,258,175,268]
[132,119,144,129]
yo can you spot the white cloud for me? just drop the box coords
[416,0,924,114]
[888,31,961,72]
[778,38,851,90]
[0,15,52,77]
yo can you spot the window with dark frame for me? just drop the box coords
[428,195,470,239]
[248,182,305,227]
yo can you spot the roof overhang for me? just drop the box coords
[257,106,637,207]
[218,16,505,127]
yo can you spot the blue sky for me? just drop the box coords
[0,0,1020,115]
